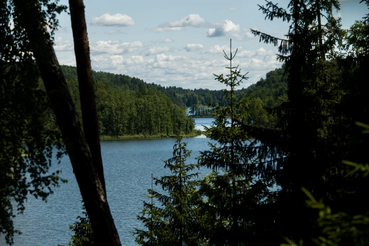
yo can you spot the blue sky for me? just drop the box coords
[54,0,367,90]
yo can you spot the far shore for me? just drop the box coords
[100,130,204,141]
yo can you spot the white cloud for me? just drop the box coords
[91,40,144,54]
[237,49,254,58]
[120,41,145,52]
[229,7,238,11]
[237,47,275,58]
[145,47,170,56]
[255,47,267,56]
[162,38,174,43]
[106,29,125,35]
[91,54,124,70]
[168,14,205,27]
[184,43,204,52]
[53,37,74,51]
[125,56,144,65]
[86,50,282,90]
[203,45,229,54]
[207,19,240,37]
[91,40,123,54]
[154,27,184,32]
[154,14,206,32]
[91,13,135,26]
[232,29,255,40]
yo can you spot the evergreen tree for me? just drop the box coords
[196,40,275,245]
[249,0,368,244]
[68,202,94,246]
[134,138,201,246]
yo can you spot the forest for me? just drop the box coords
[62,71,196,138]
[61,64,287,130]
[1,0,369,245]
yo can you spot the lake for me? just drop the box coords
[1,118,214,246]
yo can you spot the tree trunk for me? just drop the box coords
[68,0,106,193]
[12,1,121,245]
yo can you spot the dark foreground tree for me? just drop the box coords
[2,0,121,245]
[195,40,276,245]
[134,138,202,246]
[0,1,67,244]
[249,0,369,244]
[69,201,94,246]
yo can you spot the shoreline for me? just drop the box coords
[99,130,204,141]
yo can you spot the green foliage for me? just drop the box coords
[0,1,67,244]
[250,0,369,244]
[61,65,288,130]
[134,138,201,246]
[63,78,195,137]
[282,122,369,246]
[68,202,94,246]
[195,41,276,245]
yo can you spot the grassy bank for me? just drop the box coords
[100,130,203,141]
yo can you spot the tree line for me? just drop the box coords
[64,76,195,137]
[62,64,288,128]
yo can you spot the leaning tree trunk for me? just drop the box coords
[69,0,106,193]
[12,1,121,245]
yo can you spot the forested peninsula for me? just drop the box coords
[60,65,287,138]
[61,66,196,139]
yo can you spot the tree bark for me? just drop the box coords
[12,1,121,245]
[68,0,106,193]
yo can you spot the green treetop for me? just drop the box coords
[134,138,201,246]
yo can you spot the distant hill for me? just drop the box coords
[60,65,287,112]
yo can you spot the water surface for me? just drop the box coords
[1,118,214,246]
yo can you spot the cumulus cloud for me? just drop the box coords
[255,47,267,56]
[91,13,135,26]
[184,43,204,52]
[232,29,255,40]
[154,27,184,32]
[91,54,123,69]
[154,14,205,32]
[203,45,229,54]
[207,19,240,37]
[87,49,282,90]
[91,40,144,54]
[237,47,275,59]
[106,29,125,35]
[162,38,174,43]
[237,49,254,58]
[53,37,74,51]
[229,7,238,11]
[145,47,170,56]
[125,56,144,65]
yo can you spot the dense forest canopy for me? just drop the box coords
[63,76,195,137]
[61,65,287,128]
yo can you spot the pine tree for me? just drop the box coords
[249,0,367,244]
[134,138,201,246]
[196,40,276,245]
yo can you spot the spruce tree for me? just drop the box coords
[196,40,276,245]
[249,0,368,244]
[134,138,201,246]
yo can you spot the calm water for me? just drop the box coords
[1,118,214,246]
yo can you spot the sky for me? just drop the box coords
[53,0,367,90]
